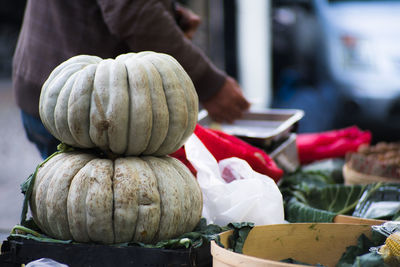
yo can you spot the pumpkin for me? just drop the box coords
[39,52,198,156]
[30,151,203,244]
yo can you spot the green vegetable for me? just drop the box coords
[336,233,388,267]
[226,222,255,253]
[7,218,253,251]
[284,184,366,222]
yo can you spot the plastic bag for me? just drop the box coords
[26,258,69,267]
[185,134,285,226]
[352,184,400,220]
[297,126,371,164]
[170,124,284,182]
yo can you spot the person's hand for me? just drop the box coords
[202,77,250,123]
[175,4,201,40]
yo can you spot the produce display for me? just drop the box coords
[39,51,198,156]
[21,52,203,245]
[4,58,400,267]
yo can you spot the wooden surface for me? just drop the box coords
[333,215,386,225]
[211,223,373,267]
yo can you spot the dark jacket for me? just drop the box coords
[13,0,226,117]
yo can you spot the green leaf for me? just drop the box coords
[280,258,326,266]
[305,184,366,215]
[350,252,388,267]
[279,170,337,192]
[227,222,254,253]
[284,184,367,223]
[337,234,375,267]
[285,197,337,223]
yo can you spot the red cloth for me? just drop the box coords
[296,126,372,164]
[170,124,284,182]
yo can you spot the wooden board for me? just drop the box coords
[211,223,373,267]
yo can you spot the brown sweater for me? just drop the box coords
[13,0,226,117]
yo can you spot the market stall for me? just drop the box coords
[1,51,400,267]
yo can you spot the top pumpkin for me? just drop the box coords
[39,52,198,156]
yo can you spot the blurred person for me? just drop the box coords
[13,0,250,159]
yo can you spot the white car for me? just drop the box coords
[314,0,400,139]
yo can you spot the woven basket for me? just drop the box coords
[343,163,400,185]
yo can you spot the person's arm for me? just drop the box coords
[174,3,201,40]
[97,0,249,121]
[202,77,250,123]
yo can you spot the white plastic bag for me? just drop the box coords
[26,258,69,267]
[185,134,285,226]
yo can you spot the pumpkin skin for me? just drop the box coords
[30,151,203,244]
[39,52,198,156]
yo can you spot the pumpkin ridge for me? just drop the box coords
[42,62,90,141]
[85,158,114,244]
[104,59,129,154]
[164,157,201,233]
[157,54,198,152]
[142,55,188,156]
[124,57,153,155]
[159,157,189,237]
[141,157,163,244]
[68,64,97,148]
[46,153,94,240]
[136,57,169,155]
[113,157,140,243]
[144,156,182,241]
[67,158,95,242]
[133,157,161,243]
[38,153,75,237]
[111,158,115,244]
[54,71,81,146]
[122,63,131,156]
[31,153,66,234]
[90,60,112,151]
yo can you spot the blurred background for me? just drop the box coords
[1,0,400,235]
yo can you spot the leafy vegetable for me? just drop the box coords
[350,253,388,267]
[9,225,72,244]
[285,197,337,223]
[284,184,367,222]
[226,222,254,253]
[336,233,388,267]
[337,234,376,266]
[280,258,326,266]
[280,164,400,222]
[279,170,337,199]
[7,218,253,252]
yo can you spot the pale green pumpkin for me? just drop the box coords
[39,52,198,156]
[30,151,203,244]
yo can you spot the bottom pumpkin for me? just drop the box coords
[30,151,203,244]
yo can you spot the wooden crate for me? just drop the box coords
[211,223,377,267]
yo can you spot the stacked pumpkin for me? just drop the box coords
[30,52,203,244]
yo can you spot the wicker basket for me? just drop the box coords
[343,163,400,185]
